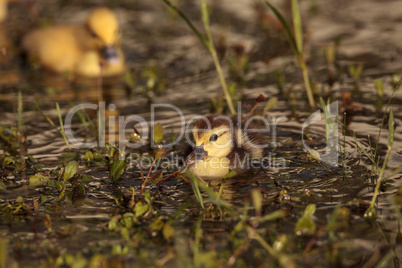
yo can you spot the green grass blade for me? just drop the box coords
[197,180,235,213]
[387,109,394,147]
[352,133,375,165]
[35,101,57,129]
[200,0,236,115]
[266,1,314,108]
[85,112,98,141]
[265,1,300,57]
[369,108,395,209]
[70,102,88,129]
[56,103,71,150]
[372,86,398,167]
[291,0,303,53]
[257,209,287,223]
[163,0,236,115]
[162,0,209,50]
[187,172,204,209]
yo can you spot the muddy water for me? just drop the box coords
[1,0,402,266]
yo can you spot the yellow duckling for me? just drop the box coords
[0,0,7,23]
[22,7,124,77]
[186,114,268,179]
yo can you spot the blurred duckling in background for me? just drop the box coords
[22,7,125,77]
[186,114,268,179]
[0,0,8,23]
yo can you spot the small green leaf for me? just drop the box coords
[258,210,287,224]
[56,181,65,192]
[89,254,108,268]
[150,217,164,231]
[15,196,24,203]
[109,159,127,182]
[307,149,321,161]
[124,71,136,89]
[57,187,66,202]
[29,172,51,187]
[153,123,164,144]
[251,189,262,216]
[84,151,94,162]
[163,223,175,240]
[134,202,149,218]
[392,74,401,88]
[2,156,15,167]
[303,204,316,217]
[108,217,118,231]
[263,97,278,113]
[121,227,130,241]
[374,79,384,98]
[40,195,48,203]
[295,205,316,236]
[295,216,316,236]
[64,161,78,182]
[273,234,288,253]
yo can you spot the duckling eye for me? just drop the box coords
[89,30,99,39]
[209,134,218,142]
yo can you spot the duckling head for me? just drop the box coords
[86,7,121,65]
[187,115,234,164]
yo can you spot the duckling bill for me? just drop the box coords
[186,114,268,179]
[22,7,125,77]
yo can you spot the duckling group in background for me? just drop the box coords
[22,7,125,77]
[186,114,268,179]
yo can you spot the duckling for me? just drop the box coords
[0,0,7,23]
[186,114,268,179]
[22,7,125,77]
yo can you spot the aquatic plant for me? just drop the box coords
[265,0,315,109]
[162,0,236,115]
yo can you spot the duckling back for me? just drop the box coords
[22,7,125,77]
[0,0,7,23]
[22,26,87,74]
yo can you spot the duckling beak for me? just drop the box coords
[186,145,207,165]
[101,45,119,65]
